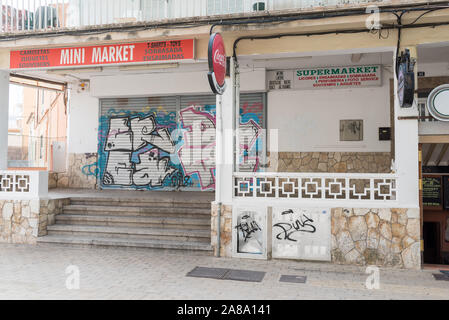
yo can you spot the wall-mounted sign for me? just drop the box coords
[268,70,292,90]
[10,39,195,70]
[295,65,381,89]
[207,33,226,95]
[267,65,381,91]
[427,84,449,121]
[423,176,442,208]
[397,49,415,108]
[340,119,363,141]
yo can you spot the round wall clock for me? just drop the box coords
[427,84,449,121]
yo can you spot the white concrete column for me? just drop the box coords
[393,47,419,208]
[215,58,236,205]
[0,71,9,170]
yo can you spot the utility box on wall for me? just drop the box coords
[51,141,67,173]
[232,206,271,260]
[272,207,331,261]
[232,206,331,262]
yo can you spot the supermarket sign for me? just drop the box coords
[10,39,195,70]
[268,65,381,90]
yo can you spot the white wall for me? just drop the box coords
[267,67,392,152]
[0,71,9,169]
[90,69,265,98]
[419,62,449,77]
[67,88,99,154]
[69,69,265,154]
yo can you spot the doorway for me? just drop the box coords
[423,222,441,264]
[420,142,449,266]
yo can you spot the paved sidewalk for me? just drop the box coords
[0,244,448,300]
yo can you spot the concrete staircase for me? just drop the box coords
[37,194,213,253]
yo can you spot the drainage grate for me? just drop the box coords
[223,269,266,283]
[280,275,307,284]
[433,273,449,281]
[186,267,266,283]
[186,267,230,280]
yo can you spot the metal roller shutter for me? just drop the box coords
[179,95,217,191]
[239,93,266,172]
[98,96,178,191]
[98,93,265,191]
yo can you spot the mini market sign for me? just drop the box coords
[268,65,382,90]
[10,39,194,70]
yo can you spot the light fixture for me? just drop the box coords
[253,56,313,62]
[119,63,179,71]
[46,67,103,75]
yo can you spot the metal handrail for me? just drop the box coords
[0,0,396,34]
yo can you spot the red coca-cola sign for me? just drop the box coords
[208,33,227,95]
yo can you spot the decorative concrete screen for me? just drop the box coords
[272,207,331,261]
[232,206,271,260]
[0,171,48,199]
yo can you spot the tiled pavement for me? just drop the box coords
[0,244,448,300]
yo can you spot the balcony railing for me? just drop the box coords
[0,170,48,199]
[233,172,398,203]
[0,0,401,34]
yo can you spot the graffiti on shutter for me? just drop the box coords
[239,99,264,172]
[98,107,179,190]
[178,105,216,191]
[98,94,265,191]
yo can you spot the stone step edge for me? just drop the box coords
[56,214,211,225]
[63,204,211,213]
[47,224,211,237]
[37,235,213,251]
[69,197,213,205]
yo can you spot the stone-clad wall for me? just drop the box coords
[0,198,69,244]
[212,205,421,269]
[268,152,391,173]
[49,153,98,189]
[0,200,40,244]
[38,199,70,237]
[48,172,69,189]
[211,203,232,257]
[331,208,421,269]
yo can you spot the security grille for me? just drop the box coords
[99,93,265,191]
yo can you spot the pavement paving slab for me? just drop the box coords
[0,244,448,300]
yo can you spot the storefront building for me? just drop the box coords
[1,0,449,269]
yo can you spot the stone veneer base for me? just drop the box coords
[49,153,97,189]
[0,198,70,245]
[211,204,421,269]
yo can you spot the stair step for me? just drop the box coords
[47,224,211,242]
[56,214,210,229]
[37,234,213,252]
[62,204,211,217]
[69,197,212,209]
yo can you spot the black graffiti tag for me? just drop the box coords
[235,215,262,242]
[274,210,316,242]
[170,171,193,190]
